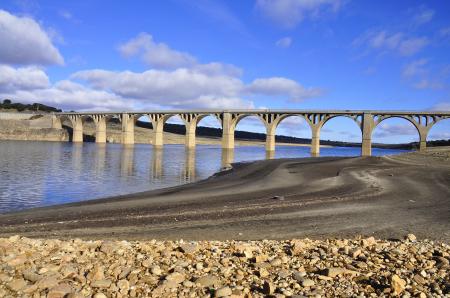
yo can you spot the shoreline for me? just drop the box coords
[0,147,449,242]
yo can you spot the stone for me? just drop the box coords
[215,286,232,297]
[36,276,59,290]
[323,267,359,278]
[196,275,221,287]
[301,279,315,287]
[7,255,27,267]
[93,293,107,298]
[47,283,73,298]
[362,237,376,247]
[270,258,282,267]
[7,278,27,292]
[166,272,185,284]
[91,279,112,288]
[406,234,417,242]
[391,275,406,296]
[262,281,275,295]
[117,279,130,292]
[179,243,199,254]
[151,265,162,275]
[22,269,40,282]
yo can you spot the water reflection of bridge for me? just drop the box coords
[51,110,450,165]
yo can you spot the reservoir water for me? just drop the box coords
[0,140,408,213]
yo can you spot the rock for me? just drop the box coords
[91,279,112,288]
[270,258,282,267]
[166,272,185,284]
[100,241,118,254]
[258,268,269,278]
[361,237,376,247]
[293,270,306,282]
[151,265,162,275]
[301,279,315,287]
[323,267,359,278]
[254,254,268,263]
[179,243,198,254]
[413,274,426,284]
[93,293,107,298]
[36,276,59,290]
[391,274,406,296]
[7,278,27,292]
[434,256,449,268]
[22,269,40,282]
[196,275,221,287]
[47,284,72,298]
[262,281,275,295]
[215,286,232,297]
[406,234,417,242]
[117,279,130,292]
[7,255,27,267]
[291,239,306,255]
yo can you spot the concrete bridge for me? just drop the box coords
[51,110,450,156]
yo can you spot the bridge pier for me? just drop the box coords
[121,114,134,145]
[94,116,107,143]
[221,112,235,150]
[184,120,197,149]
[72,116,83,143]
[418,128,429,152]
[311,125,321,156]
[361,113,374,157]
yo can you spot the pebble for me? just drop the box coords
[0,235,448,297]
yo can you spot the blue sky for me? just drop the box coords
[0,0,449,143]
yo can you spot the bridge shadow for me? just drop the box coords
[62,125,95,142]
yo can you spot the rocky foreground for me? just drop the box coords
[0,235,449,297]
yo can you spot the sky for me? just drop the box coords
[0,0,449,143]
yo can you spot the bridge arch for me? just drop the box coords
[319,115,363,156]
[273,114,311,154]
[232,114,268,147]
[196,114,223,146]
[372,116,421,151]
[427,118,450,146]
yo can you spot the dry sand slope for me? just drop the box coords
[0,148,449,242]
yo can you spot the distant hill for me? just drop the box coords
[0,99,62,113]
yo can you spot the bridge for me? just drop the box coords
[51,110,450,156]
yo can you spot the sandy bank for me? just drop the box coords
[0,148,449,242]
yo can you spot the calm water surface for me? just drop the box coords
[0,140,408,213]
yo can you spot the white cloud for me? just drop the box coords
[245,77,323,102]
[0,10,64,65]
[256,0,342,28]
[0,64,49,92]
[118,33,196,69]
[72,68,245,103]
[354,30,428,57]
[413,79,443,90]
[402,59,428,77]
[412,8,434,26]
[0,80,132,111]
[276,37,292,48]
